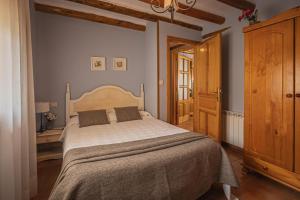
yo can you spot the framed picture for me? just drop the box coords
[91,57,106,71]
[113,57,127,71]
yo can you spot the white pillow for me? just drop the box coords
[139,111,153,119]
[106,108,117,123]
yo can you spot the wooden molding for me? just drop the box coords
[217,0,255,10]
[170,44,185,50]
[157,21,160,119]
[167,36,198,45]
[244,154,300,191]
[202,27,230,39]
[35,3,146,32]
[68,0,202,31]
[139,0,225,24]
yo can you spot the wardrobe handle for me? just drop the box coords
[286,93,293,98]
[296,93,300,98]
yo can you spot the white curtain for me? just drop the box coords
[0,0,37,199]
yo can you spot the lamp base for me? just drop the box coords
[38,113,47,133]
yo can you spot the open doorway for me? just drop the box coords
[167,36,197,132]
[167,33,223,142]
[176,49,194,131]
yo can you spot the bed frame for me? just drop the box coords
[65,83,144,123]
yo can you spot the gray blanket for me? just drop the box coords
[50,132,238,200]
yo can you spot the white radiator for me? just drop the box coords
[222,111,244,148]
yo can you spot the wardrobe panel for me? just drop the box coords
[245,20,294,171]
[295,17,300,174]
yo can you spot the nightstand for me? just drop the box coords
[36,129,63,162]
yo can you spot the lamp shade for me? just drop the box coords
[35,102,50,113]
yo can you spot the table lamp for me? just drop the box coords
[35,102,50,132]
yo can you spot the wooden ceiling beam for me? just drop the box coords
[35,3,146,31]
[177,3,225,24]
[139,0,225,24]
[69,0,203,31]
[217,0,256,10]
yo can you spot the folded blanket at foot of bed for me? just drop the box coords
[50,132,239,200]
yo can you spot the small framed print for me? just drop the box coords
[91,57,106,71]
[113,57,127,71]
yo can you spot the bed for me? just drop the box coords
[49,84,239,200]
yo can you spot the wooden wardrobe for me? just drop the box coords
[244,7,300,191]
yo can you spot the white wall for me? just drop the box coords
[159,21,202,120]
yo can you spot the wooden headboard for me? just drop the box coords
[65,83,144,123]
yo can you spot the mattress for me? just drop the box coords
[62,116,188,155]
[52,116,239,200]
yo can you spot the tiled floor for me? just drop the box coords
[32,147,300,200]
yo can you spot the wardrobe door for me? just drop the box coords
[244,19,294,170]
[296,17,300,174]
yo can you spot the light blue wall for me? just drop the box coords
[159,21,201,120]
[32,12,146,127]
[144,22,158,117]
[31,0,298,127]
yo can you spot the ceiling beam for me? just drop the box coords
[68,0,203,31]
[139,0,225,24]
[35,3,146,32]
[176,3,225,24]
[217,0,256,10]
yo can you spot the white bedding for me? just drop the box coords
[62,116,188,155]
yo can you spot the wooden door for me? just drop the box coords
[244,20,294,171]
[295,17,300,174]
[177,55,192,124]
[170,49,179,125]
[194,33,222,142]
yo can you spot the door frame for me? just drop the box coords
[166,36,198,124]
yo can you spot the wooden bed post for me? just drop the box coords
[140,84,145,111]
[66,83,71,124]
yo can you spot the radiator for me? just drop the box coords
[222,111,244,148]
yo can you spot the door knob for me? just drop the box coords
[218,88,222,102]
[296,93,300,98]
[286,93,293,98]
